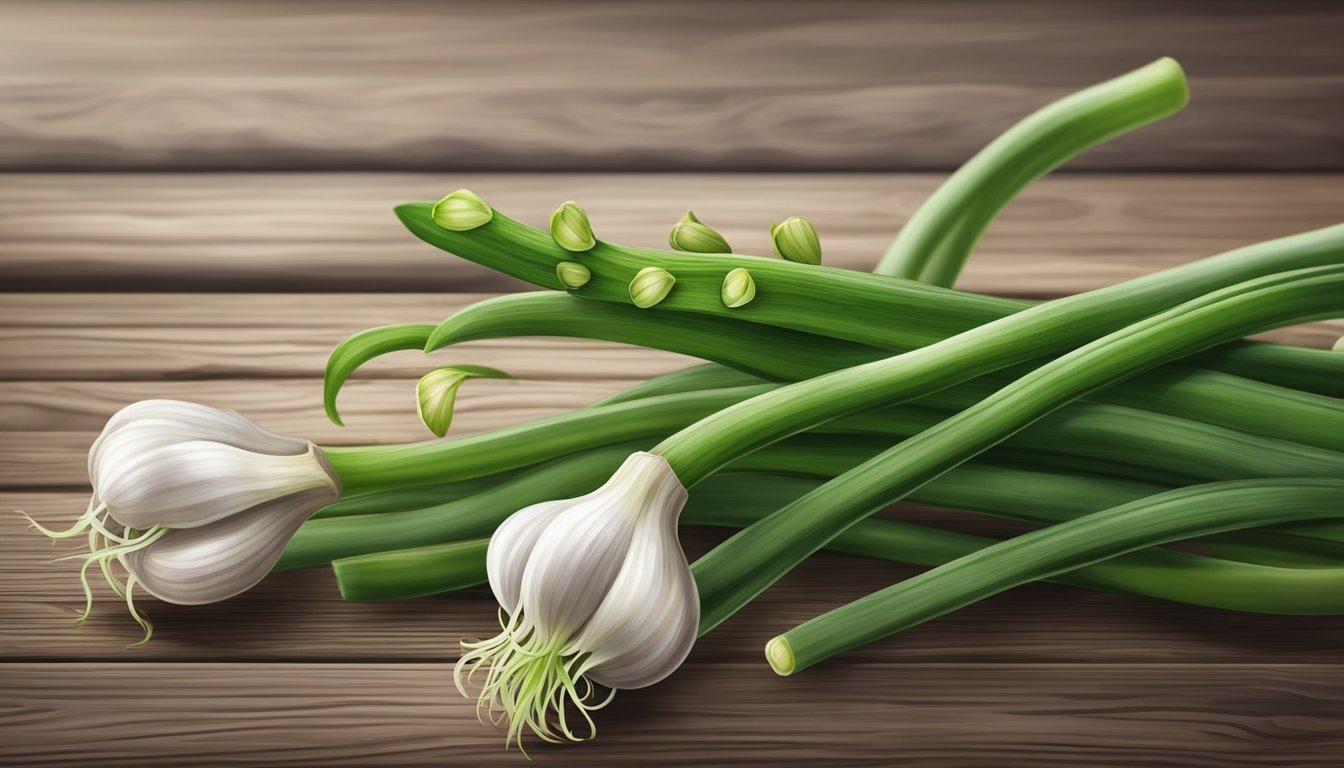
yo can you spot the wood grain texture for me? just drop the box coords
[11,493,1344,666]
[5,173,1344,293]
[4,662,1343,767]
[0,1,1341,171]
[1,293,1339,385]
[0,293,695,381]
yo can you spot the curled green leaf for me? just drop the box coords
[417,365,515,438]
[324,324,435,426]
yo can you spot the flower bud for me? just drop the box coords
[771,216,822,265]
[550,200,596,252]
[459,452,698,746]
[555,261,591,289]
[720,267,756,308]
[417,365,512,437]
[628,266,675,309]
[668,211,732,254]
[1333,336,1344,351]
[431,189,494,231]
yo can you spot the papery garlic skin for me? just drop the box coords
[22,399,340,641]
[458,452,698,746]
[121,487,336,605]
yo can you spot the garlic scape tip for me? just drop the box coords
[20,400,341,642]
[457,451,698,748]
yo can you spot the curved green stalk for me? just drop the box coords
[321,385,771,495]
[591,364,762,406]
[877,58,1189,285]
[293,430,1344,575]
[415,292,1344,449]
[320,365,1344,510]
[656,242,1344,483]
[394,199,1344,375]
[770,479,1344,676]
[324,324,436,425]
[691,266,1344,634]
[332,475,1344,610]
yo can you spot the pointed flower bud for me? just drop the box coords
[549,200,596,252]
[668,211,732,254]
[628,266,675,309]
[720,267,756,308]
[417,365,513,437]
[20,400,341,642]
[431,189,494,231]
[771,216,822,265]
[555,261,591,289]
[457,452,698,747]
[1333,336,1344,351]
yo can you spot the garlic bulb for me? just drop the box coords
[21,400,341,641]
[457,451,699,747]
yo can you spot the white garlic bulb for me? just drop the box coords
[22,400,340,641]
[458,452,699,746]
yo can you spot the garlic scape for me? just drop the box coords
[457,451,698,748]
[20,400,341,642]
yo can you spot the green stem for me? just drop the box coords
[691,266,1344,634]
[394,204,1344,387]
[333,475,1344,609]
[876,58,1188,285]
[419,293,1344,446]
[293,432,1344,576]
[321,385,770,495]
[656,232,1344,484]
[770,479,1344,675]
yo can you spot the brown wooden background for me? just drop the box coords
[3,2,1344,765]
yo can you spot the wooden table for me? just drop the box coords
[3,3,1343,765]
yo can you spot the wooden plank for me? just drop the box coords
[9,492,1344,664]
[0,293,694,381]
[3,173,1344,293]
[3,662,1343,766]
[1,2,1341,171]
[1,293,1338,383]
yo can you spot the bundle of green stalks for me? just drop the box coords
[30,57,1344,748]
[301,59,1344,741]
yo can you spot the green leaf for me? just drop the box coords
[416,365,514,437]
[324,324,435,426]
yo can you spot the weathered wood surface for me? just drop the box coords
[4,663,1343,767]
[2,2,1342,172]
[3,173,1344,292]
[1,293,1339,384]
[10,491,1344,668]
